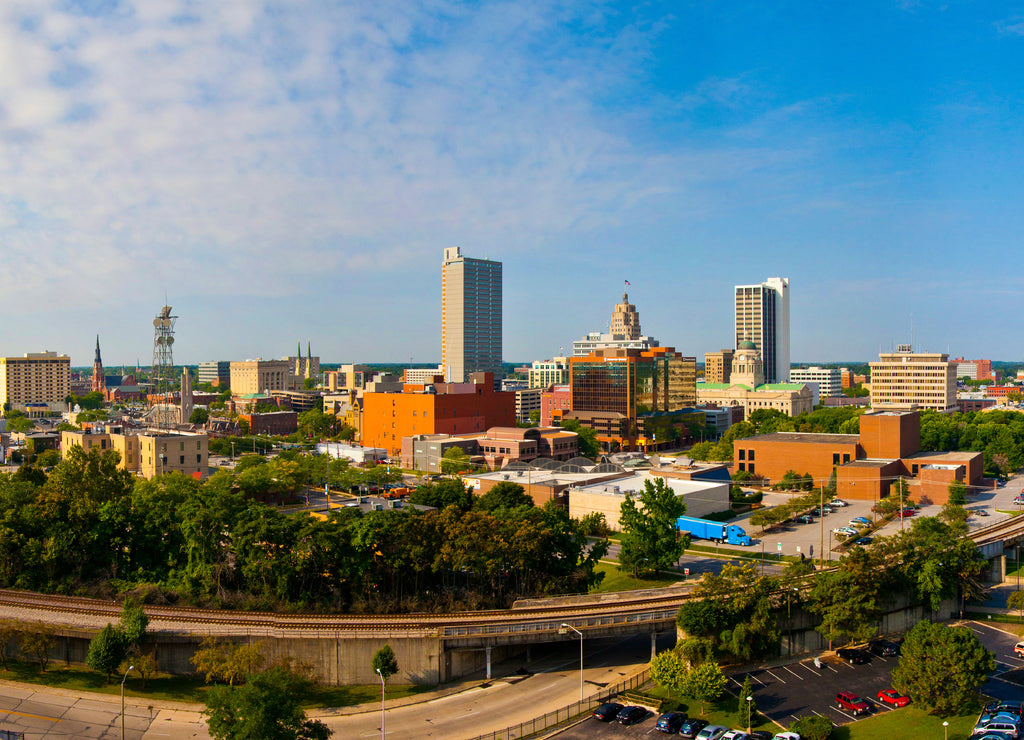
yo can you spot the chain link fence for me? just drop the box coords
[467,669,651,740]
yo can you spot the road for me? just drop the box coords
[0,634,665,740]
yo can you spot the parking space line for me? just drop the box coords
[764,669,787,684]
[829,706,856,721]
[748,673,767,686]
[782,665,804,680]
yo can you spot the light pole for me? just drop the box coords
[561,623,584,702]
[376,668,385,740]
[121,664,134,740]
[943,720,949,740]
[746,695,753,733]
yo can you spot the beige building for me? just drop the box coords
[230,359,293,395]
[62,428,208,479]
[0,351,71,415]
[442,246,502,384]
[869,346,957,413]
[735,277,790,383]
[528,357,570,389]
[704,349,734,384]
[568,471,729,531]
[696,340,813,419]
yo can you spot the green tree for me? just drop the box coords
[408,479,474,511]
[891,620,995,715]
[0,620,21,670]
[190,408,210,425]
[807,569,879,648]
[192,637,266,686]
[87,623,127,682]
[684,661,727,715]
[947,479,967,507]
[205,666,332,740]
[120,597,149,650]
[618,478,688,576]
[440,447,471,476]
[736,674,757,726]
[36,449,61,467]
[475,481,533,512]
[559,419,600,459]
[1008,590,1024,619]
[20,625,55,671]
[7,416,33,433]
[650,649,689,697]
[120,653,158,689]
[371,644,399,682]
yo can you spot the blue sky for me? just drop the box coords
[2,1,1022,367]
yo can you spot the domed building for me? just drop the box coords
[697,340,812,419]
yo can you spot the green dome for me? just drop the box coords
[738,339,756,350]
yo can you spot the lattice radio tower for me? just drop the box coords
[151,304,178,424]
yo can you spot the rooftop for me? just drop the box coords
[744,431,860,445]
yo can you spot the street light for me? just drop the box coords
[746,695,753,733]
[121,664,134,740]
[943,720,949,740]
[561,623,584,702]
[375,668,385,740]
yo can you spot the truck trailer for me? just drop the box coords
[676,515,753,546]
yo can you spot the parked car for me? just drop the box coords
[616,706,647,725]
[972,719,1021,739]
[877,689,910,707]
[794,514,814,524]
[1015,641,1024,658]
[592,702,623,721]
[833,526,857,536]
[850,516,871,526]
[836,648,870,664]
[771,734,802,740]
[987,701,1024,719]
[680,718,710,738]
[869,639,900,657]
[696,726,729,740]
[854,536,874,546]
[721,731,749,740]
[900,508,916,517]
[656,712,688,733]
[829,499,848,507]
[972,508,990,516]
[835,691,871,715]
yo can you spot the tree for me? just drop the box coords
[408,479,474,511]
[371,644,399,683]
[650,649,689,696]
[120,653,158,689]
[807,569,879,648]
[947,479,967,507]
[192,637,266,686]
[559,419,600,459]
[87,623,127,682]
[737,674,757,725]
[618,478,688,576]
[120,597,149,650]
[205,666,332,740]
[440,447,471,476]
[1009,590,1024,620]
[7,416,34,434]
[789,715,834,740]
[20,624,56,671]
[475,481,533,512]
[190,408,210,425]
[0,620,21,670]
[36,449,61,468]
[684,661,727,715]
[891,620,995,715]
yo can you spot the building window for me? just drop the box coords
[180,455,185,464]
[738,462,746,472]
[843,454,851,464]
[833,453,840,465]
[748,450,755,461]
[739,449,746,460]
[748,463,755,474]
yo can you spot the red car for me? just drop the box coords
[877,689,910,707]
[836,691,871,716]
[899,508,916,517]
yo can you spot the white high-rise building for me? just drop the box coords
[442,247,502,384]
[734,277,790,384]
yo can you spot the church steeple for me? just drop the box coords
[91,335,105,394]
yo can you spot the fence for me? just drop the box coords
[467,669,651,740]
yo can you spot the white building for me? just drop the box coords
[869,346,957,413]
[528,357,571,388]
[735,277,790,383]
[789,366,842,398]
[568,471,729,530]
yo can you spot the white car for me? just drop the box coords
[721,731,749,740]
[696,726,729,740]
[829,499,849,507]
[772,734,801,740]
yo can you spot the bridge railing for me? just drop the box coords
[466,669,651,740]
[442,610,679,638]
[0,729,26,740]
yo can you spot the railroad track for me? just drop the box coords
[970,514,1024,546]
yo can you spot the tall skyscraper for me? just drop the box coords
[441,247,502,384]
[734,277,790,384]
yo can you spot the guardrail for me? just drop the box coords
[442,610,679,638]
[466,669,651,740]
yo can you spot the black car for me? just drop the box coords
[616,706,646,725]
[592,702,623,721]
[680,718,710,738]
[749,732,774,740]
[836,647,870,664]
[869,639,900,657]
[795,514,814,524]
[656,712,688,733]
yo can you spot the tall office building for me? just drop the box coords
[442,247,502,384]
[869,346,957,413]
[734,277,790,384]
[0,351,71,415]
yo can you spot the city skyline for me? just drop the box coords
[3,2,1023,366]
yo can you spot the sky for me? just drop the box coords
[2,1,1023,367]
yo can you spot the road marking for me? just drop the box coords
[748,672,767,686]
[0,709,61,722]
[764,669,786,684]
[782,665,803,679]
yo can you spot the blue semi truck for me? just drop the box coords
[676,515,753,546]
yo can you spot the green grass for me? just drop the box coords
[589,562,685,593]
[645,688,777,734]
[828,705,980,740]
[0,660,433,708]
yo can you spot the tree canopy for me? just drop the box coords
[204,666,332,740]
[618,477,687,576]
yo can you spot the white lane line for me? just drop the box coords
[764,669,787,684]
[782,665,803,679]
[749,673,767,686]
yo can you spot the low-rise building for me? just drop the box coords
[62,427,209,479]
[403,426,579,472]
[789,366,842,398]
[696,341,813,419]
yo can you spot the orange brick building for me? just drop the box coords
[362,372,515,457]
[733,410,983,505]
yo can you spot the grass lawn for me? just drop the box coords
[829,706,979,740]
[589,562,685,593]
[0,660,433,708]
